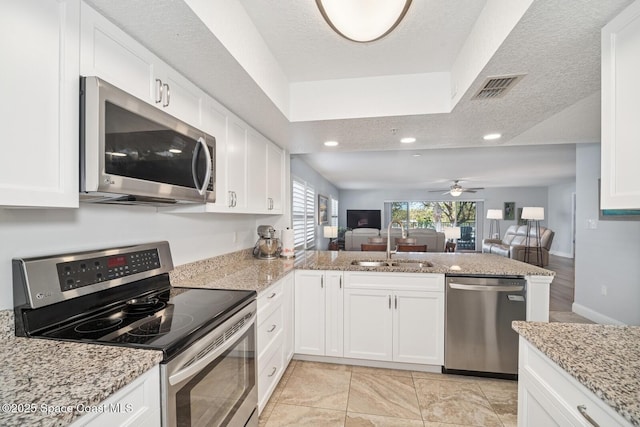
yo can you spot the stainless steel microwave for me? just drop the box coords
[80,76,215,205]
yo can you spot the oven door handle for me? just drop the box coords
[168,318,253,386]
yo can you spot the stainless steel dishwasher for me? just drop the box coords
[444,276,526,377]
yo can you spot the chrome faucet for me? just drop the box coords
[386,221,406,259]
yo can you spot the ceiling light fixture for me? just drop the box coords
[324,140,339,147]
[483,133,502,141]
[316,0,413,43]
[400,137,416,143]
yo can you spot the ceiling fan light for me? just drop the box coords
[449,189,463,197]
[316,0,412,43]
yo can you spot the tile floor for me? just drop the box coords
[258,360,518,427]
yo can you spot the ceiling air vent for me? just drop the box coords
[471,74,526,100]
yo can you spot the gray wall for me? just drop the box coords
[574,143,640,325]
[548,181,576,258]
[290,155,340,249]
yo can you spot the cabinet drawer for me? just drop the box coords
[345,272,444,292]
[522,340,630,426]
[257,305,283,358]
[258,280,284,320]
[258,333,284,411]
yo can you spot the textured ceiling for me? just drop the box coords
[84,0,633,190]
[238,0,486,82]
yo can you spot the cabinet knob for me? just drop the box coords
[155,79,163,104]
[162,83,170,107]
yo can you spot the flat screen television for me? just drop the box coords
[347,209,382,230]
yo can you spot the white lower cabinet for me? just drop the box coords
[256,273,294,413]
[343,272,444,365]
[70,366,160,427]
[294,270,343,357]
[518,337,631,426]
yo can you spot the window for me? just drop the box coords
[384,201,480,250]
[292,178,315,249]
[330,196,339,227]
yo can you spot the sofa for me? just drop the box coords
[344,228,445,252]
[482,225,555,266]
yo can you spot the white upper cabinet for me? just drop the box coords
[247,130,268,213]
[601,0,640,209]
[80,2,204,129]
[0,0,80,208]
[80,1,286,215]
[266,142,285,214]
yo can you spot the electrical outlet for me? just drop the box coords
[601,285,608,296]
[232,231,237,243]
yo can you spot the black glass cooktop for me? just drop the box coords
[39,287,255,360]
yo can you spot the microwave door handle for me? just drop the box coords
[191,137,212,196]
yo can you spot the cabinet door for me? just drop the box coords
[518,374,576,427]
[343,288,392,361]
[80,2,154,103]
[294,270,325,356]
[246,131,268,213]
[601,0,640,209]
[226,118,248,210]
[266,142,284,214]
[202,100,229,211]
[161,67,204,129]
[281,272,295,363]
[0,0,79,208]
[325,271,344,357]
[393,291,444,365]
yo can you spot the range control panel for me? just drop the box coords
[56,249,160,292]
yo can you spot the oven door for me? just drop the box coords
[162,301,257,427]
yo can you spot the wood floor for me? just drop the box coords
[547,254,575,312]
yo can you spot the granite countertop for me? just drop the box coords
[513,321,640,426]
[0,310,163,427]
[170,249,553,292]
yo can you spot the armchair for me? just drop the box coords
[482,225,555,266]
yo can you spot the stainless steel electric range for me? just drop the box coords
[13,241,257,427]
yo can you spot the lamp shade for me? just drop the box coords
[323,225,338,239]
[316,0,412,42]
[521,207,544,220]
[487,209,503,220]
[444,226,461,240]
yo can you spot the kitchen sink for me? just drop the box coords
[350,260,434,268]
[351,260,391,267]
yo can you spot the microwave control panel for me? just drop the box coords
[56,249,160,292]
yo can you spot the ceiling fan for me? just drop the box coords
[428,180,484,197]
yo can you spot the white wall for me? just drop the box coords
[290,156,340,249]
[574,143,640,325]
[548,181,576,258]
[0,204,284,310]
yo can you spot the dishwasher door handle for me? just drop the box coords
[448,283,524,292]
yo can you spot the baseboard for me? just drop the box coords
[572,302,626,325]
[549,250,573,258]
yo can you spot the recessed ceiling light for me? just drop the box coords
[412,153,421,157]
[401,137,416,143]
[324,140,339,147]
[483,133,502,141]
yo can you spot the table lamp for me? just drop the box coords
[324,226,338,249]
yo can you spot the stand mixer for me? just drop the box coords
[253,225,281,259]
